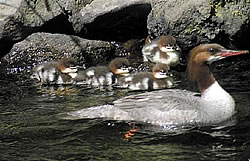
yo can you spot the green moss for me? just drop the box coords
[184,23,203,34]
[210,0,249,19]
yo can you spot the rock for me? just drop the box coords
[2,32,114,70]
[0,0,151,58]
[0,0,73,57]
[68,0,151,41]
[147,0,250,52]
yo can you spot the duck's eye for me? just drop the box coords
[160,70,166,74]
[165,44,171,48]
[65,62,76,68]
[209,48,217,54]
[121,65,128,69]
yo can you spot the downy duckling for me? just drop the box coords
[31,57,78,85]
[116,63,173,91]
[75,58,130,87]
[142,35,181,67]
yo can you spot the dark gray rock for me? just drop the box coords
[0,0,74,56]
[2,32,114,70]
[0,0,151,58]
[147,0,250,52]
[68,0,151,41]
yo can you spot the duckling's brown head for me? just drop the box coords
[152,63,170,79]
[108,58,130,76]
[158,35,181,53]
[58,57,78,78]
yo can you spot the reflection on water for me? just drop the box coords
[0,68,250,161]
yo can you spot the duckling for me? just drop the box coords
[75,58,130,87]
[31,57,78,85]
[142,35,181,67]
[116,63,174,91]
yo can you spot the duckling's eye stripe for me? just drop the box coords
[121,66,128,69]
[160,70,165,73]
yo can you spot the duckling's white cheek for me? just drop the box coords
[62,67,78,73]
[124,69,129,73]
[116,69,129,75]
[121,73,130,76]
[160,47,174,52]
[70,67,78,73]
[154,73,168,79]
[86,70,95,77]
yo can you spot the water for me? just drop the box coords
[0,64,250,161]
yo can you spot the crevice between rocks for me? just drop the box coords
[39,13,75,35]
[78,4,152,42]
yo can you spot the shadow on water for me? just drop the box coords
[0,62,250,161]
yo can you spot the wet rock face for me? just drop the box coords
[0,0,68,54]
[0,0,151,58]
[2,33,114,69]
[1,0,250,69]
[147,0,211,51]
[147,0,250,52]
[210,0,250,49]
[0,0,73,56]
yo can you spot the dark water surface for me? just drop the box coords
[0,64,250,161]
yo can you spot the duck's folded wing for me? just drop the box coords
[113,89,202,125]
[114,89,200,112]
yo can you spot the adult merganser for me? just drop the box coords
[142,35,181,67]
[115,63,174,91]
[74,58,130,87]
[31,57,78,84]
[69,44,248,126]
